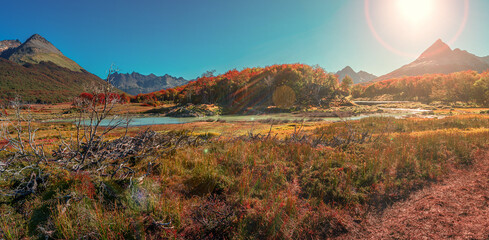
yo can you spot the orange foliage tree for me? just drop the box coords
[131,64,344,112]
[359,70,489,105]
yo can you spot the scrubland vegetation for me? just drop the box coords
[1,96,488,239]
[356,70,489,105]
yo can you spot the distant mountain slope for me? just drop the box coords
[0,34,115,103]
[0,34,83,72]
[0,40,21,54]
[336,66,377,84]
[482,56,489,65]
[109,72,189,95]
[375,39,489,81]
[0,58,108,103]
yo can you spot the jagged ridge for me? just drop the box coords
[336,66,377,84]
[109,72,189,95]
[0,39,21,54]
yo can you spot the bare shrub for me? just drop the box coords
[239,121,381,149]
[0,97,48,201]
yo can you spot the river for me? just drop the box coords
[84,109,432,127]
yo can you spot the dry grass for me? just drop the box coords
[1,112,489,239]
[344,149,489,239]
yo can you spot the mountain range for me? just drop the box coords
[375,39,489,81]
[1,33,489,103]
[0,40,21,53]
[109,72,189,95]
[336,66,377,84]
[0,34,108,103]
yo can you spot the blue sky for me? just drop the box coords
[1,0,488,79]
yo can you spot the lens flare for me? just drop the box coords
[397,0,435,25]
[364,0,469,58]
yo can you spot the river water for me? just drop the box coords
[86,110,429,127]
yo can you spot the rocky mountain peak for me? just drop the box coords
[0,39,22,54]
[26,34,46,42]
[417,39,452,60]
[19,33,62,55]
[336,66,377,84]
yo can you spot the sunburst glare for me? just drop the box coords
[396,0,435,26]
[365,0,468,57]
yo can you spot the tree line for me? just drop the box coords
[354,71,489,105]
[128,64,353,112]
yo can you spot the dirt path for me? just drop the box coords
[343,150,489,239]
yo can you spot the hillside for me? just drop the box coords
[482,56,489,65]
[132,64,348,113]
[0,34,117,103]
[375,39,489,81]
[109,72,188,95]
[0,58,108,103]
[336,66,377,84]
[0,34,83,72]
[358,70,489,105]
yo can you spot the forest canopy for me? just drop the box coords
[355,71,489,106]
[130,64,350,113]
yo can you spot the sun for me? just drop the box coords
[396,0,436,25]
[365,0,469,57]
